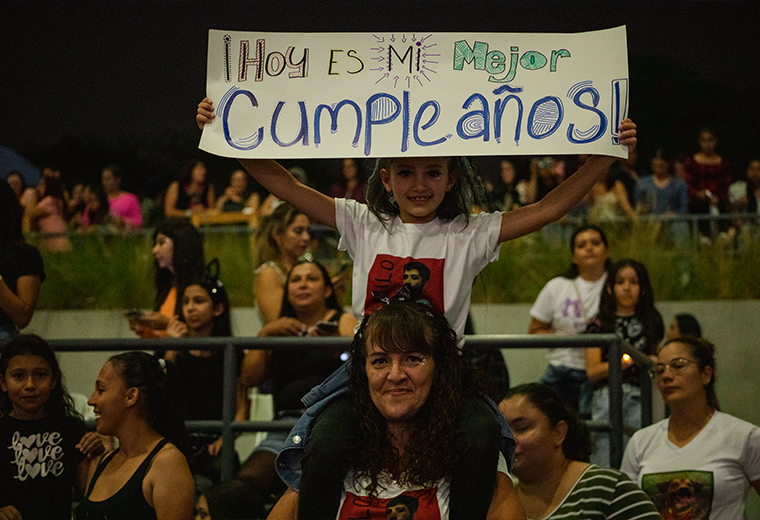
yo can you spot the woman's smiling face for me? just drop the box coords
[365,340,435,427]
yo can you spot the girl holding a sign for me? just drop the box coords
[198,98,637,519]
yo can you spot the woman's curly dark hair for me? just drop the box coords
[348,300,477,497]
[365,157,490,225]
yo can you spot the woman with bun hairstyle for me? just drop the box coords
[622,337,760,519]
[75,351,194,520]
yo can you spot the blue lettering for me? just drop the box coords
[222,88,263,150]
[567,87,607,143]
[527,96,563,139]
[365,93,401,156]
[414,100,447,147]
[271,101,309,147]
[457,93,490,141]
[492,84,524,146]
[314,100,363,148]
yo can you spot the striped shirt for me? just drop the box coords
[534,464,661,519]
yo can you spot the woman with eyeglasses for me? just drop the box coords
[621,336,760,519]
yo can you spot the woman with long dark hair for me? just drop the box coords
[0,181,45,341]
[585,259,664,464]
[27,175,71,252]
[127,219,205,338]
[237,260,356,510]
[268,301,522,520]
[165,159,216,219]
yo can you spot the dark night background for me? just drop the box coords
[2,0,758,195]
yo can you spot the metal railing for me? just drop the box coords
[49,333,653,478]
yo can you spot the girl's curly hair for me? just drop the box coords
[365,157,491,225]
[348,300,477,497]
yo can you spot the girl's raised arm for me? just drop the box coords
[497,119,637,244]
[197,98,336,228]
[238,159,337,228]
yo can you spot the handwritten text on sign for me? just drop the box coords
[199,27,629,159]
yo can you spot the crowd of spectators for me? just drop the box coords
[2,128,759,518]
[5,130,758,254]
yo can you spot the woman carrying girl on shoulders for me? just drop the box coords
[198,98,638,520]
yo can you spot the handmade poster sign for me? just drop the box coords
[200,26,629,159]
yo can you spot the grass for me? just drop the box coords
[29,222,760,310]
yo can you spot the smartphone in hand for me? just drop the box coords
[315,320,339,333]
[123,308,145,319]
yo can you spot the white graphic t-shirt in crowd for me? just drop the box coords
[0,414,86,520]
[621,411,760,520]
[336,198,503,340]
[530,274,607,370]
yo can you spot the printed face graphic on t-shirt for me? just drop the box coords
[338,489,435,520]
[364,255,443,315]
[641,470,713,520]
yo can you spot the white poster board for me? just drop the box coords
[200,26,629,159]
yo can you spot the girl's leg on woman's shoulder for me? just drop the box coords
[298,394,361,520]
[450,396,501,520]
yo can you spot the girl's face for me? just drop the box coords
[287,263,331,311]
[654,342,712,407]
[88,361,129,435]
[379,157,458,224]
[152,233,174,271]
[182,285,223,334]
[191,162,207,184]
[499,395,564,482]
[275,214,311,260]
[365,341,435,428]
[0,354,57,420]
[195,494,210,520]
[101,169,119,194]
[570,230,609,272]
[611,266,640,315]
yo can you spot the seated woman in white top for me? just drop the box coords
[622,336,760,519]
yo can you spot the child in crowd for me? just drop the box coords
[585,259,664,465]
[164,262,248,484]
[195,479,262,520]
[0,334,105,520]
[198,98,637,519]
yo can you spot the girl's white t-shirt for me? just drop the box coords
[336,198,503,339]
